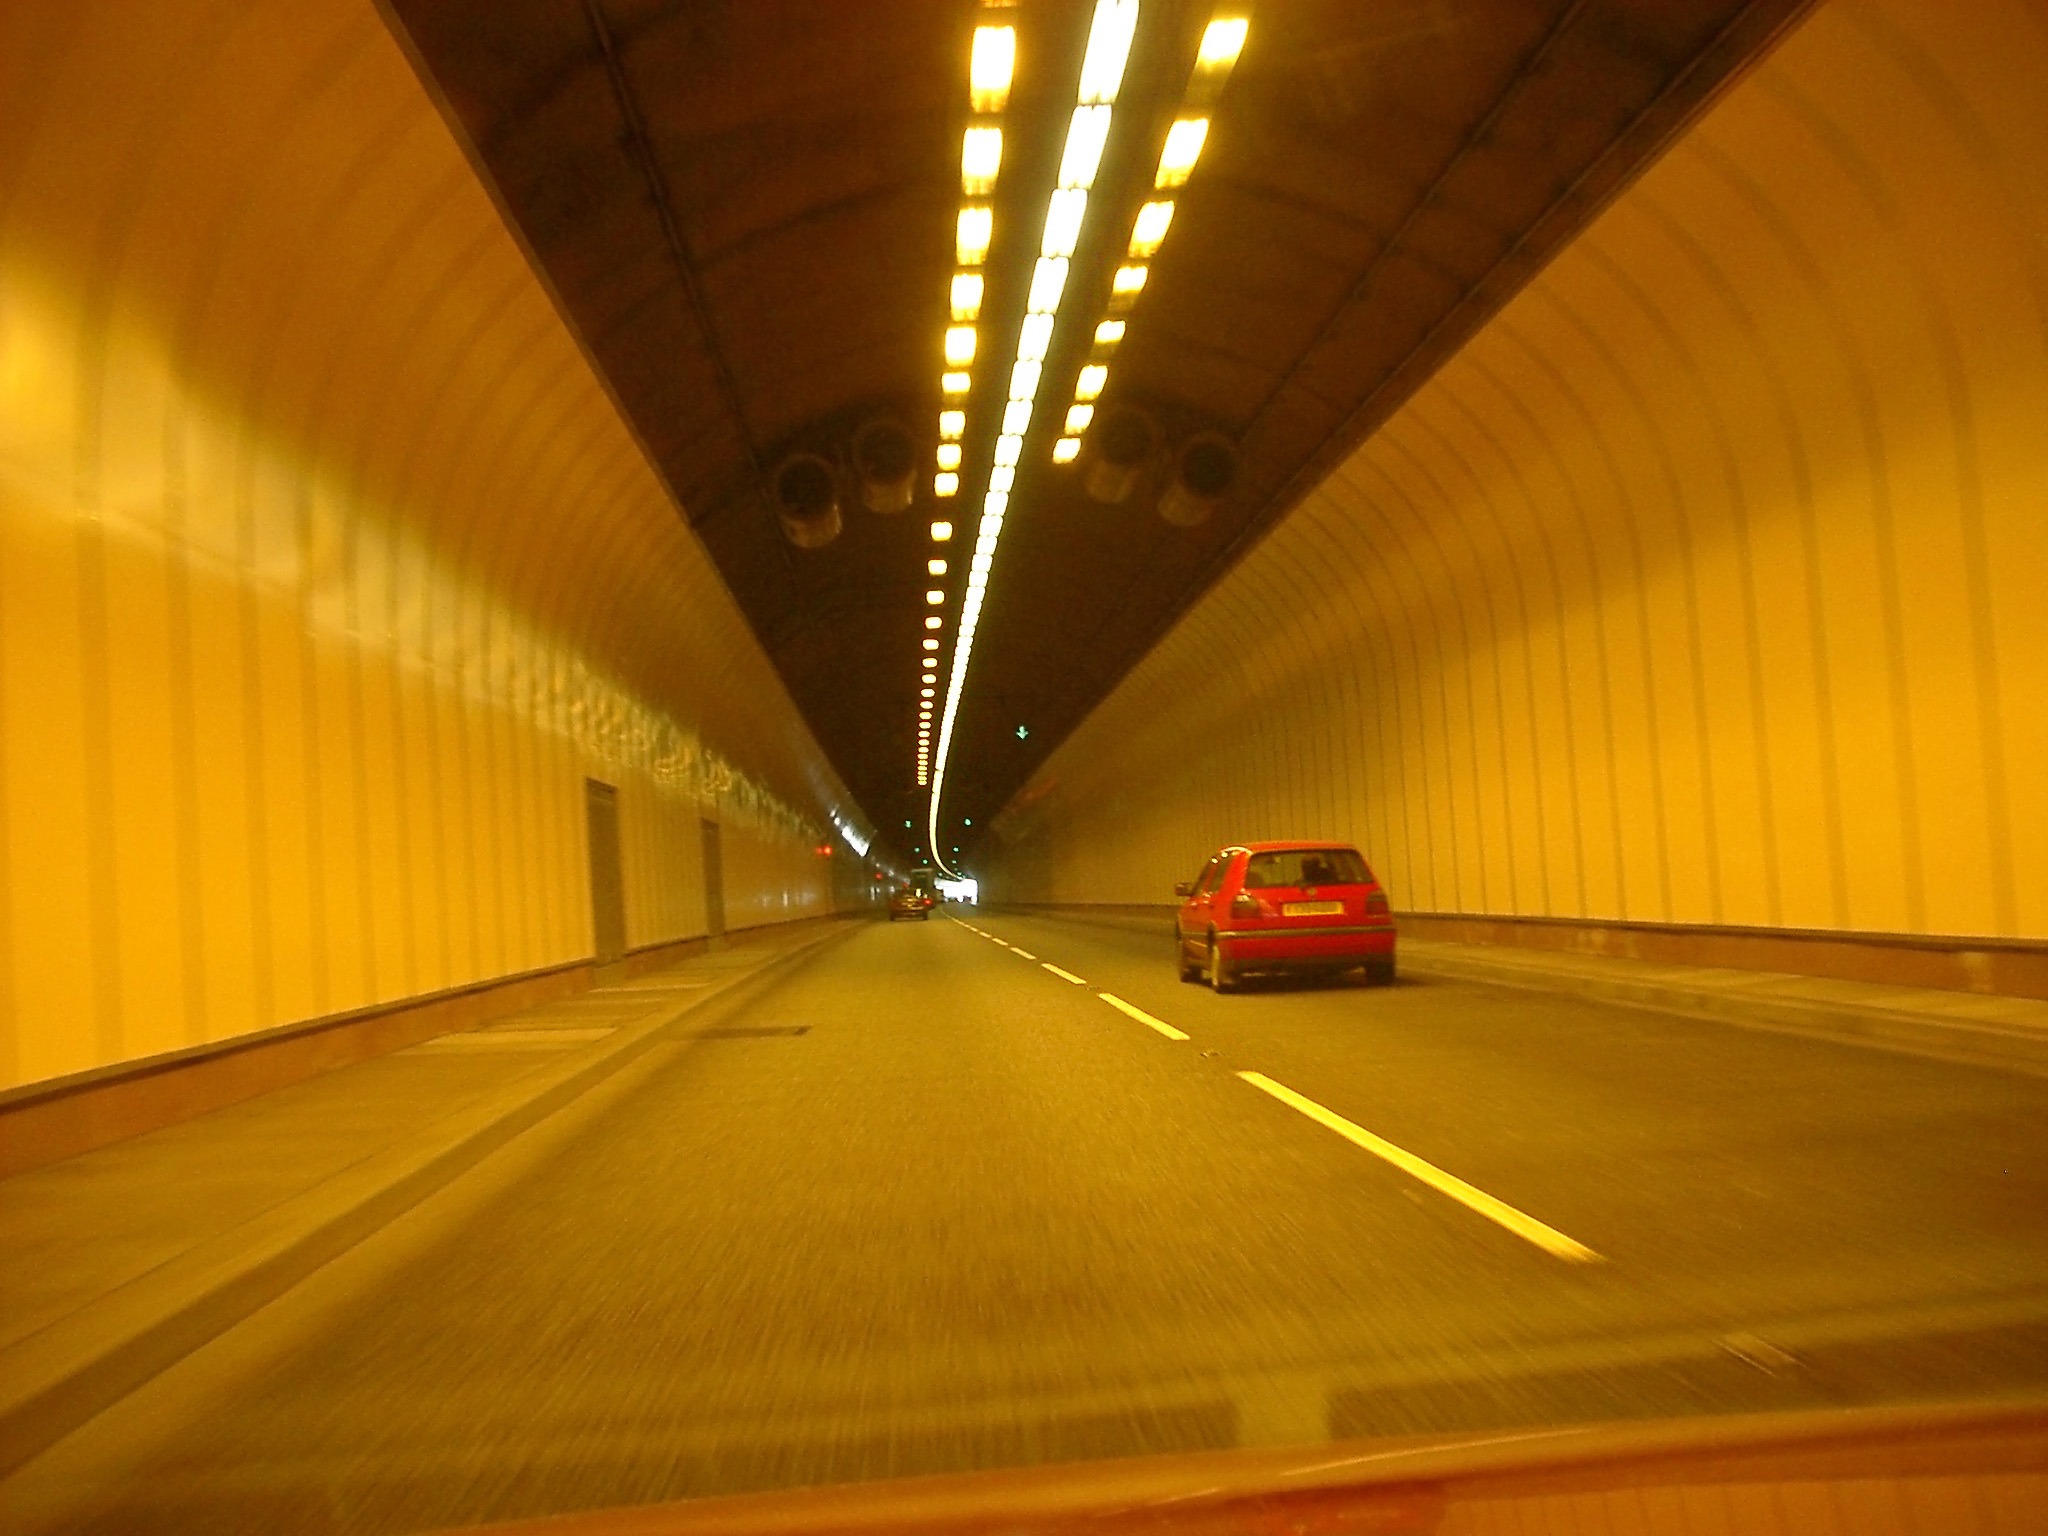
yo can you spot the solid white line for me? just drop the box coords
[1236,1072,1601,1263]
[1099,992,1190,1041]
[1041,962,1087,985]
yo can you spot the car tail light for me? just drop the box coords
[1366,891,1390,916]
[1230,892,1261,919]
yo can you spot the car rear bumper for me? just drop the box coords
[1214,925,1395,968]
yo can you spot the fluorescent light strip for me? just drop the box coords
[1051,12,1246,465]
[923,20,1016,790]
[929,0,1137,876]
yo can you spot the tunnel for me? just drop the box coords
[2,0,2046,1531]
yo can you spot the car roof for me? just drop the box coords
[1230,840,1360,853]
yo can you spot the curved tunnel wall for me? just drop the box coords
[990,0,2048,956]
[0,0,866,1092]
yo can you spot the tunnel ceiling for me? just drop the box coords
[381,0,1810,861]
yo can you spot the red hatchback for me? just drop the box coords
[1174,842,1396,992]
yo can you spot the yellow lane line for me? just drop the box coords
[1010,946,1037,959]
[1235,1072,1602,1264]
[1099,992,1190,1041]
[1041,962,1087,985]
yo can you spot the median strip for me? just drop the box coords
[1041,963,1087,985]
[1099,992,1190,1041]
[1236,1072,1602,1263]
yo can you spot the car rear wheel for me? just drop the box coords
[1176,930,1201,982]
[1366,958,1395,986]
[1208,933,1238,993]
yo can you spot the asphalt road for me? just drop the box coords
[11,909,2048,1532]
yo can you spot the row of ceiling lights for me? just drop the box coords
[918,3,1248,872]
[925,0,1142,863]
[1051,18,1245,465]
[915,17,1018,787]
[925,0,1146,856]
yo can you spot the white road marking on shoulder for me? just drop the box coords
[1098,992,1190,1041]
[1235,1072,1602,1263]
[1041,963,1086,985]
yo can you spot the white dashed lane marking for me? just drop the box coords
[942,917,1598,1264]
[1098,992,1190,1041]
[1236,1072,1601,1263]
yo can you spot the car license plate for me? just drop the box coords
[1282,900,1344,916]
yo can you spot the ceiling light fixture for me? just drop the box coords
[1128,199,1174,257]
[1058,105,1112,189]
[950,274,983,323]
[1027,257,1070,315]
[956,205,993,264]
[961,126,1003,195]
[1018,313,1055,361]
[1156,117,1209,187]
[970,24,1016,112]
[1195,16,1248,78]
[1041,189,1087,258]
[929,0,1137,876]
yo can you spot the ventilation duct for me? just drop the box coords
[772,452,842,548]
[853,418,917,514]
[1157,433,1238,527]
[1082,403,1159,505]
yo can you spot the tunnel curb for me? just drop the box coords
[0,918,865,1483]
[1396,944,2048,1079]
[988,905,2048,1077]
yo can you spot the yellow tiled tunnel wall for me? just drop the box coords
[0,0,863,1091]
[990,0,2048,942]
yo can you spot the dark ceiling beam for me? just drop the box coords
[577,0,804,600]
[1230,0,1593,439]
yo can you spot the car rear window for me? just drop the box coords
[1242,848,1371,888]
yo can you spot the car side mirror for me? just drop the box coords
[1174,881,1193,897]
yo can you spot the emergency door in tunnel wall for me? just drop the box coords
[701,820,727,940]
[586,781,626,967]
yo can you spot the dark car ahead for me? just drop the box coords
[1175,841,1395,992]
[887,887,934,921]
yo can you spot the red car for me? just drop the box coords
[1174,841,1395,991]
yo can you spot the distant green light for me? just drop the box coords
[1016,725,1029,740]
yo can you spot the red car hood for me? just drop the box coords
[438,1400,2048,1534]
